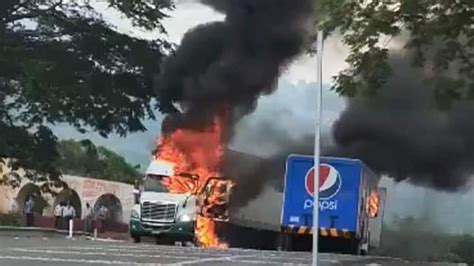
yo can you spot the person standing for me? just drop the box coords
[24,196,34,227]
[53,203,63,229]
[63,201,76,230]
[97,205,109,233]
[84,203,93,234]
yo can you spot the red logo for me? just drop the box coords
[305,164,342,200]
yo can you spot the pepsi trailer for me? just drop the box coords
[281,155,386,254]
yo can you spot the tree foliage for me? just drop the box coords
[56,139,140,184]
[317,0,473,108]
[0,0,173,181]
[377,216,474,264]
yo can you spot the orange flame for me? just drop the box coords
[196,217,228,249]
[367,191,380,218]
[154,115,228,248]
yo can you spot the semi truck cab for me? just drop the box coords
[129,159,232,244]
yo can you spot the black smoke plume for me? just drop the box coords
[326,52,474,191]
[223,134,326,208]
[155,0,314,134]
[226,51,474,207]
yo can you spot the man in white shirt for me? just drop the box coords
[63,201,76,222]
[24,196,34,227]
[97,205,108,233]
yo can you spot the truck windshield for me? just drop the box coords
[143,176,170,193]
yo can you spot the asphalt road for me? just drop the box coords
[0,235,463,266]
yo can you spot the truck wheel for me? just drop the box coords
[348,239,361,255]
[132,235,141,243]
[360,232,370,256]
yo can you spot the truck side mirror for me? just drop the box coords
[133,190,140,205]
[133,180,140,205]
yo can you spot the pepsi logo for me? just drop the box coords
[305,164,342,200]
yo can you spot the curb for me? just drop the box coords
[0,226,84,234]
[0,226,86,239]
[0,226,128,242]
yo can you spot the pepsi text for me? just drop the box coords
[304,199,338,211]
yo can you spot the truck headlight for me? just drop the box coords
[131,209,139,219]
[178,214,192,222]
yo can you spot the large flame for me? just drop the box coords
[367,191,380,218]
[154,115,228,248]
[196,217,228,248]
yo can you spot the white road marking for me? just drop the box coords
[58,245,310,261]
[0,255,160,265]
[8,244,316,265]
[59,246,232,258]
[228,259,307,265]
[86,237,126,243]
[11,248,189,260]
[168,255,255,265]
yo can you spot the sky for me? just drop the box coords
[55,0,350,166]
[54,1,473,234]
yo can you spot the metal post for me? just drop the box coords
[312,30,324,266]
[68,219,74,238]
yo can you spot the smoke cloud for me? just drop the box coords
[223,133,337,208]
[327,52,474,191]
[155,0,314,134]
[227,50,474,207]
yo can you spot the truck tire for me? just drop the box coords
[279,234,293,251]
[349,239,361,255]
[360,232,370,256]
[132,235,141,243]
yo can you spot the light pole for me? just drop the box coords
[312,30,324,266]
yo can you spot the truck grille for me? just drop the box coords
[141,202,177,223]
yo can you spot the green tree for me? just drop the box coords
[56,139,140,184]
[450,234,474,264]
[377,216,474,263]
[0,0,173,183]
[317,0,473,108]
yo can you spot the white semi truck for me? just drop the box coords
[129,159,232,244]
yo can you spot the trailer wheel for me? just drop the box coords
[349,239,361,255]
[360,232,370,256]
[279,234,293,251]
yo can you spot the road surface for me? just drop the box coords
[0,235,462,266]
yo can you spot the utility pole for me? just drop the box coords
[312,30,324,266]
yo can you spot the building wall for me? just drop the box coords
[0,175,134,223]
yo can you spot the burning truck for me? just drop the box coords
[129,158,233,247]
[127,0,388,253]
[129,140,387,254]
[129,116,234,248]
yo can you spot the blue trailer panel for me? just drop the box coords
[281,155,364,232]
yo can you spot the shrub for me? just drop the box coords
[0,212,21,226]
[376,216,474,264]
